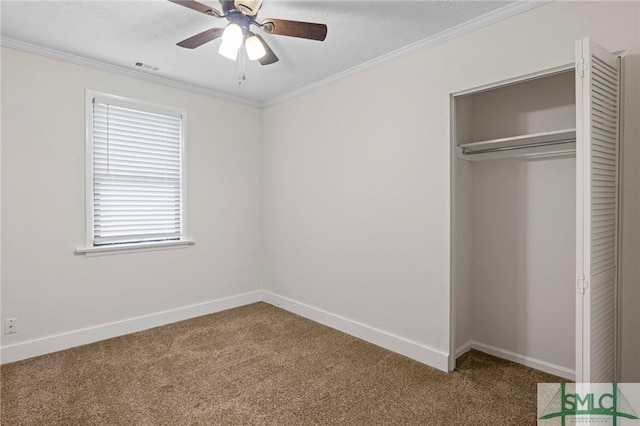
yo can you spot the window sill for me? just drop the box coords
[75,239,195,257]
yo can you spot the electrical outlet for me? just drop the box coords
[4,318,17,335]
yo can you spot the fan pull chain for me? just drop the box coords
[238,44,247,85]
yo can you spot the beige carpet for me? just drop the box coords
[1,302,562,425]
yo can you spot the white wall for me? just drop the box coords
[262,1,640,378]
[1,48,263,359]
[453,158,473,351]
[470,156,576,371]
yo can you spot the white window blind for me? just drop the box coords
[90,96,183,246]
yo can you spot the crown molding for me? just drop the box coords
[0,37,263,109]
[263,0,551,107]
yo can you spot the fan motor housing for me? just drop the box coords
[234,0,262,16]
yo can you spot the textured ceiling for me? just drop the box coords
[1,0,527,105]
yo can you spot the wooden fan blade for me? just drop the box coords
[177,28,224,48]
[168,0,221,17]
[261,18,327,41]
[254,35,279,65]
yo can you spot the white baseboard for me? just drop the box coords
[0,291,262,364]
[4,290,570,381]
[1,289,449,371]
[455,340,575,380]
[455,340,474,358]
[261,291,449,372]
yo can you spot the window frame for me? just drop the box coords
[77,90,193,256]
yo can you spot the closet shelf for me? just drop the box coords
[458,128,576,155]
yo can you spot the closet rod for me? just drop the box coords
[462,138,576,155]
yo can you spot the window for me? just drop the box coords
[82,92,189,253]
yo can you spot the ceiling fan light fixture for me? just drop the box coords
[218,40,239,60]
[221,23,244,47]
[245,35,266,60]
[218,23,243,60]
[170,0,329,67]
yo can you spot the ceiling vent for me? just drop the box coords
[134,61,160,72]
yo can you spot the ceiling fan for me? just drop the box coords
[168,0,328,65]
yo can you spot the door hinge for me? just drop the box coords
[577,275,588,294]
[577,58,587,79]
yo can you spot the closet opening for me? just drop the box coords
[450,66,578,380]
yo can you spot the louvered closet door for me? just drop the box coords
[575,37,621,383]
